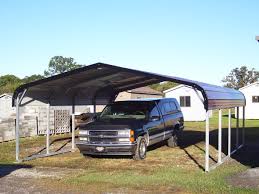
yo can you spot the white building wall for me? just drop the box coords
[0,94,92,141]
[236,83,259,119]
[0,95,15,118]
[164,85,208,121]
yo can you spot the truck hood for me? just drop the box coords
[79,119,146,130]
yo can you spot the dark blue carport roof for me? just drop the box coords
[13,63,245,110]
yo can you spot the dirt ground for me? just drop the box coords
[0,165,186,194]
[1,124,258,193]
[0,165,83,194]
[227,168,259,189]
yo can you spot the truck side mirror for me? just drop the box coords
[150,115,160,122]
[92,114,98,120]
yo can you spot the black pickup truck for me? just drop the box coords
[76,98,184,160]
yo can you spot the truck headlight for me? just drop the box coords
[118,130,131,137]
[79,137,88,141]
[118,130,135,142]
[118,138,130,142]
[79,130,89,135]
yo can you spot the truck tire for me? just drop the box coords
[133,137,147,160]
[167,128,182,148]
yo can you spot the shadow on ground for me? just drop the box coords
[180,127,259,170]
[147,126,259,170]
[17,125,259,171]
[26,135,78,158]
[0,164,32,178]
[83,126,259,171]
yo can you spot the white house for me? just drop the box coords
[236,81,259,119]
[164,85,211,121]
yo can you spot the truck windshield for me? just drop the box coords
[99,101,155,120]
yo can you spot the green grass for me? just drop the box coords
[0,111,258,193]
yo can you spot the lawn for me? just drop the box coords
[0,111,259,194]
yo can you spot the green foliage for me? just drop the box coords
[22,74,45,83]
[44,56,83,77]
[0,74,21,86]
[0,74,46,94]
[222,66,259,89]
[0,75,23,94]
[149,81,178,92]
[0,55,81,94]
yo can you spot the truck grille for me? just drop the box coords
[89,131,118,136]
[88,130,119,144]
[89,137,117,144]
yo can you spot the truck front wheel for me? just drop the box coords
[133,137,147,160]
[167,129,182,148]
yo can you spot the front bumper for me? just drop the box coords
[76,141,137,155]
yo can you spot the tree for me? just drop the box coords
[0,75,22,94]
[22,74,45,83]
[44,56,83,76]
[150,81,178,92]
[222,66,259,89]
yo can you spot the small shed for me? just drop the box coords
[164,85,212,121]
[0,92,92,142]
[236,82,259,119]
[89,86,163,112]
[116,86,163,101]
[0,93,15,118]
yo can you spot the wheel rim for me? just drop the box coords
[139,140,146,158]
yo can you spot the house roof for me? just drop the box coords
[13,62,245,110]
[239,81,259,91]
[128,86,162,95]
[0,93,13,98]
[163,84,193,93]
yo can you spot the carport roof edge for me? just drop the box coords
[13,62,245,110]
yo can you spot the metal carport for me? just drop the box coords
[13,62,246,172]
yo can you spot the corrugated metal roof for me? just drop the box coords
[13,62,245,110]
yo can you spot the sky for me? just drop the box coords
[0,0,259,85]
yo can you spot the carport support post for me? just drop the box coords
[15,89,27,162]
[236,107,239,148]
[228,109,231,156]
[71,113,75,151]
[205,111,210,172]
[93,101,96,114]
[218,109,222,164]
[15,96,20,162]
[46,103,50,155]
[242,106,245,145]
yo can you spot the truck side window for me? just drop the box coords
[169,102,178,112]
[160,102,172,115]
[149,105,160,118]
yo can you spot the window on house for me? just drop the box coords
[252,96,259,103]
[180,96,191,107]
